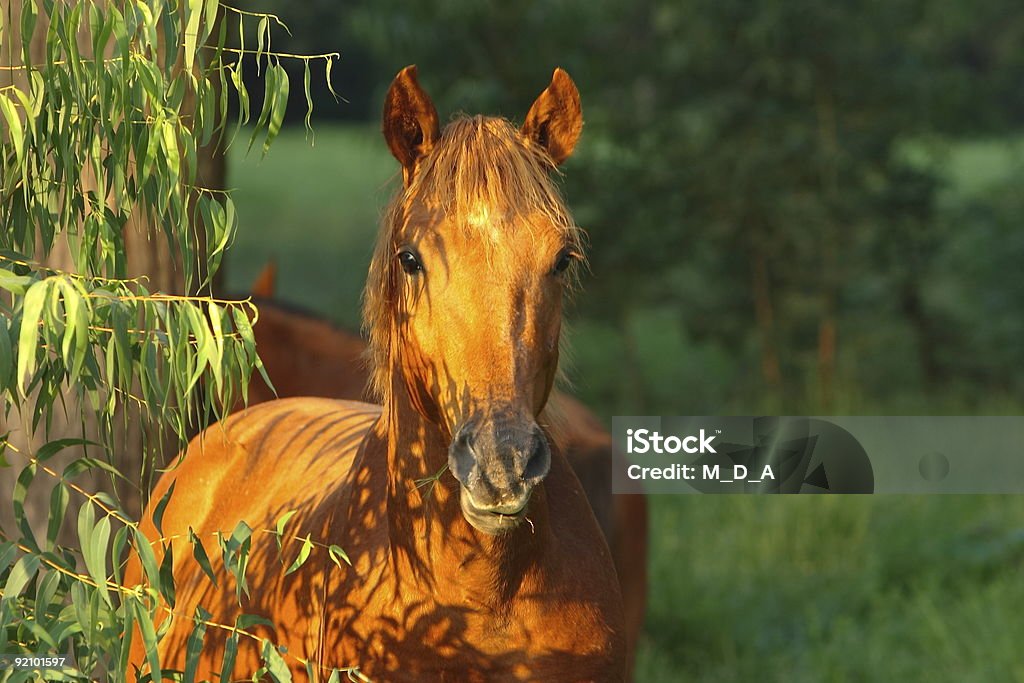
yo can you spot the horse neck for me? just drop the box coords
[370,370,552,602]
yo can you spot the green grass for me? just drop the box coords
[225,124,1024,682]
[226,124,399,329]
[637,496,1024,682]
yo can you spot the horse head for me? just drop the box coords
[367,66,584,535]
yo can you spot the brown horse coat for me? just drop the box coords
[245,275,647,675]
[128,67,627,681]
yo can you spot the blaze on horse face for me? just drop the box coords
[380,66,584,535]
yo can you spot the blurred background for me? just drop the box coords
[221,2,1024,680]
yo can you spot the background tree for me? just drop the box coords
[329,0,1024,414]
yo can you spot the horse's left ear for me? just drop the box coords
[522,68,583,166]
[383,65,440,185]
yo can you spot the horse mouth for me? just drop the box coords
[459,488,529,535]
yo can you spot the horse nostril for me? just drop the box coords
[448,428,476,486]
[523,434,551,484]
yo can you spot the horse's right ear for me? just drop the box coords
[383,65,440,186]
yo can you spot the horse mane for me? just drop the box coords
[362,114,585,402]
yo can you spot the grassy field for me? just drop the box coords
[227,125,1024,682]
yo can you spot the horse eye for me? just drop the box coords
[397,250,423,275]
[552,248,577,275]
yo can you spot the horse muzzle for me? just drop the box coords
[448,415,551,535]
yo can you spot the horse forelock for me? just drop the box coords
[363,115,584,403]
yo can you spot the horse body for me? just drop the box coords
[129,66,627,681]
[245,289,648,673]
[140,396,623,680]
[243,296,367,406]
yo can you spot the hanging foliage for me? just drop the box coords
[0,2,358,679]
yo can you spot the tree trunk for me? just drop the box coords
[815,85,840,412]
[751,246,783,392]
[900,278,940,387]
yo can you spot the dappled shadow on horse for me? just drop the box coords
[127,66,627,680]
[244,263,647,675]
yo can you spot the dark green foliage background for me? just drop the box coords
[232,0,1024,415]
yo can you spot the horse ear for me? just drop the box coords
[383,65,440,185]
[251,260,277,298]
[522,68,583,166]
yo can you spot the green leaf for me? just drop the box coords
[68,279,91,384]
[263,63,290,155]
[261,639,293,683]
[59,281,80,365]
[17,278,51,394]
[9,84,36,139]
[285,534,313,576]
[203,0,220,42]
[184,301,210,392]
[0,93,25,167]
[90,514,112,606]
[0,268,33,296]
[248,60,278,154]
[111,524,130,585]
[132,598,162,683]
[33,568,61,626]
[207,300,225,392]
[78,502,112,605]
[153,480,177,536]
[36,437,95,463]
[12,463,37,543]
[131,526,161,590]
[46,483,69,548]
[188,527,217,587]
[302,58,313,137]
[63,456,127,481]
[0,542,17,574]
[158,541,176,608]
[328,544,352,569]
[116,593,136,678]
[109,3,129,59]
[256,16,269,70]
[325,55,340,102]
[184,606,210,683]
[3,554,41,601]
[111,302,132,388]
[222,521,253,600]
[0,315,13,393]
[229,63,250,135]
[237,613,274,631]
[219,625,240,683]
[184,0,203,71]
[274,509,297,554]
[160,118,180,184]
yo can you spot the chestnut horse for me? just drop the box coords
[245,262,647,675]
[128,67,626,680]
